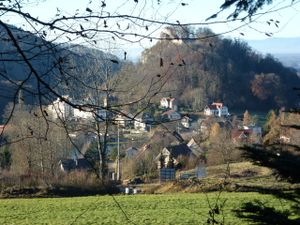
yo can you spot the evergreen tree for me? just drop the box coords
[263,110,281,145]
[237,107,300,224]
[243,110,253,126]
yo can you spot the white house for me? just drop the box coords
[47,96,73,119]
[280,135,291,143]
[204,102,229,117]
[115,112,134,128]
[47,95,95,121]
[134,113,154,132]
[160,97,178,110]
[181,116,191,128]
[134,118,147,132]
[73,108,94,120]
[156,144,196,169]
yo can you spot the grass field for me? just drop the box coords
[0,192,295,225]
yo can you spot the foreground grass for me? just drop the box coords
[0,192,295,225]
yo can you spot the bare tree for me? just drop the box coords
[4,104,70,177]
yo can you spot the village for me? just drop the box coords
[39,95,270,184]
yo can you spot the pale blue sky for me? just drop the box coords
[12,0,300,40]
[3,0,300,59]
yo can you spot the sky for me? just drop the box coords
[13,0,300,39]
[3,0,300,59]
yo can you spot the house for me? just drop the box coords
[204,102,229,117]
[243,125,262,137]
[160,97,178,110]
[134,118,148,132]
[232,129,252,143]
[181,116,191,128]
[47,96,95,121]
[73,107,94,120]
[124,147,139,159]
[280,135,291,143]
[231,125,262,144]
[231,128,262,144]
[162,110,181,121]
[134,113,154,132]
[187,138,204,157]
[115,112,134,128]
[59,158,93,172]
[47,96,73,120]
[156,144,196,169]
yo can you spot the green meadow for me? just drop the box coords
[0,192,295,225]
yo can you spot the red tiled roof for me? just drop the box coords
[207,105,218,110]
[207,102,224,110]
[231,129,252,140]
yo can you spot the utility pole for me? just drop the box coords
[117,122,120,180]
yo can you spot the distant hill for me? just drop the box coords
[273,53,300,71]
[0,24,121,120]
[247,37,300,70]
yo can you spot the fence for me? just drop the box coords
[159,168,176,182]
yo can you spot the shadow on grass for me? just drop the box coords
[235,199,300,225]
[234,186,300,225]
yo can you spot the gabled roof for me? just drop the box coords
[187,138,204,157]
[164,144,195,158]
[231,129,252,140]
[59,158,93,172]
[115,112,134,120]
[125,146,138,152]
[206,105,218,110]
[205,102,226,110]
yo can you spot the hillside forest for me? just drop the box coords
[1,25,299,117]
[114,27,300,113]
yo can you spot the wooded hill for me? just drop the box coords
[115,27,300,112]
[1,25,299,119]
[0,24,121,118]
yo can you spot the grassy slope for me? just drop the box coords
[0,192,295,225]
[142,162,298,194]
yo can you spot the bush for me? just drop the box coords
[0,170,119,197]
